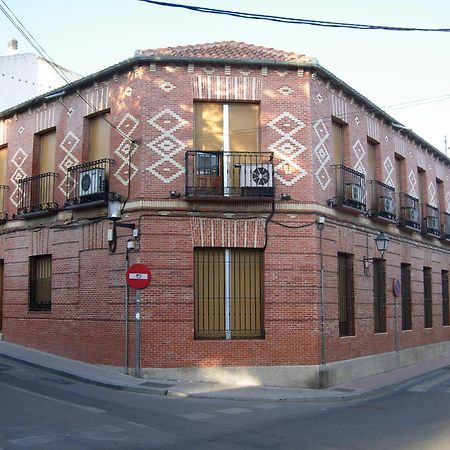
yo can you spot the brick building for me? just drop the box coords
[0,41,449,388]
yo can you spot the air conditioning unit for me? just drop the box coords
[345,183,363,203]
[404,207,419,223]
[379,196,395,214]
[240,164,274,196]
[78,168,105,197]
[426,216,438,230]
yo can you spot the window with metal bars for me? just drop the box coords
[401,263,412,330]
[194,248,264,339]
[373,259,386,333]
[423,267,433,328]
[338,253,355,337]
[29,255,52,311]
[443,270,449,327]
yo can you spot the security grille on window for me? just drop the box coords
[424,267,433,328]
[30,255,52,311]
[194,248,264,339]
[373,259,386,333]
[338,253,355,337]
[401,264,412,330]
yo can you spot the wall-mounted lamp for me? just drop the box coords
[280,193,291,201]
[170,190,182,198]
[107,200,136,253]
[363,232,390,276]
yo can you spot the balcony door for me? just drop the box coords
[194,102,259,196]
[34,130,56,207]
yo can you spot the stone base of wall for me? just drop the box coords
[129,341,450,389]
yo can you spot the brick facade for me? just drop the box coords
[0,42,449,387]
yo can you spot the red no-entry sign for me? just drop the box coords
[126,263,152,289]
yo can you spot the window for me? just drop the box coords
[30,255,52,311]
[0,145,7,186]
[373,259,386,333]
[442,270,449,326]
[401,264,412,330]
[194,102,259,152]
[366,139,378,182]
[338,253,355,336]
[194,248,264,339]
[36,130,56,206]
[89,113,110,161]
[332,121,344,165]
[423,267,432,328]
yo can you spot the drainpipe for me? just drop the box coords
[317,217,327,388]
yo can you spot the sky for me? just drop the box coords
[0,0,449,151]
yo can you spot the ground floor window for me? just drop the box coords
[442,270,449,327]
[401,263,412,330]
[29,255,52,311]
[424,267,433,328]
[373,259,386,333]
[338,253,355,337]
[194,248,264,339]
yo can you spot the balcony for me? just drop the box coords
[367,180,396,223]
[422,203,440,237]
[65,158,114,208]
[0,185,7,223]
[185,151,274,200]
[442,212,450,241]
[398,193,420,231]
[17,172,58,216]
[328,165,366,212]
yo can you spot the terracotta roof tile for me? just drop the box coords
[139,41,308,63]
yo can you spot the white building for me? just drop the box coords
[0,39,82,111]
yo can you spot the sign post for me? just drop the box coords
[126,263,152,378]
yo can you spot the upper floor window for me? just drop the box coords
[37,129,56,175]
[194,102,259,153]
[0,145,7,186]
[332,121,345,165]
[89,113,111,162]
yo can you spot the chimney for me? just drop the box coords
[6,38,18,55]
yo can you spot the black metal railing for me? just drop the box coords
[65,158,114,206]
[330,165,366,211]
[17,172,58,215]
[422,203,440,237]
[442,212,450,240]
[399,193,420,230]
[0,185,8,222]
[367,180,396,221]
[185,151,274,199]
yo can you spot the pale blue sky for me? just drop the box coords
[1,0,449,150]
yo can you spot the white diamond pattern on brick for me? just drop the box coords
[58,132,80,196]
[114,113,140,186]
[277,86,294,96]
[313,119,331,190]
[409,170,418,198]
[384,156,394,187]
[268,112,307,186]
[353,139,366,175]
[159,81,176,92]
[429,182,437,207]
[9,147,28,207]
[146,109,187,184]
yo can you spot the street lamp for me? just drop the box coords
[363,232,390,276]
[107,199,136,253]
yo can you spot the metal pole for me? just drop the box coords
[124,248,130,374]
[135,289,141,378]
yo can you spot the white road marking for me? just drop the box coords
[8,384,106,413]
[178,412,216,421]
[217,407,253,414]
[408,372,450,392]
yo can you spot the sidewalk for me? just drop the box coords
[1,340,449,402]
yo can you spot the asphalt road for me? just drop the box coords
[1,357,450,449]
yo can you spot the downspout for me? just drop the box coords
[317,217,327,388]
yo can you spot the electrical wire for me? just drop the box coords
[139,0,450,32]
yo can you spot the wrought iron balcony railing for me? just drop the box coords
[0,185,7,222]
[185,151,274,199]
[422,203,440,237]
[442,212,450,240]
[328,165,366,211]
[65,158,114,207]
[17,172,58,215]
[398,192,420,230]
[367,180,396,222]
